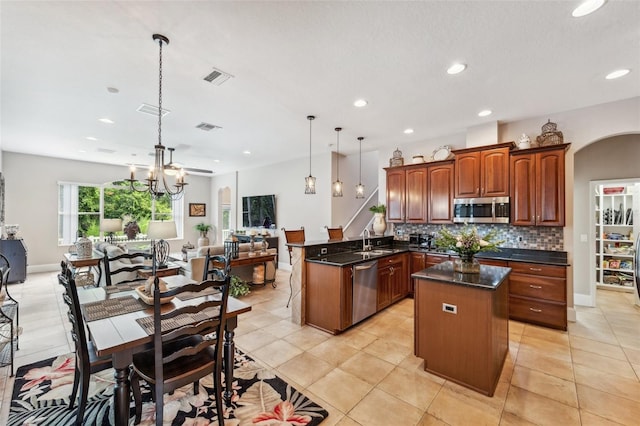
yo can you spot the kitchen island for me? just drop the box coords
[412,261,510,397]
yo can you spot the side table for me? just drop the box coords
[136,263,181,279]
[63,252,103,286]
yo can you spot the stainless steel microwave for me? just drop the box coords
[453,197,510,223]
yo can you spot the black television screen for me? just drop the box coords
[242,194,276,228]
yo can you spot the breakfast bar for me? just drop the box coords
[412,261,511,397]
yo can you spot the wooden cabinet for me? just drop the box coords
[508,261,567,330]
[305,262,352,334]
[510,144,568,226]
[377,253,407,309]
[453,143,512,198]
[409,252,426,295]
[385,161,454,224]
[427,162,454,224]
[0,239,27,283]
[425,253,449,268]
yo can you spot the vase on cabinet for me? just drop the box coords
[372,213,387,236]
[197,232,210,248]
[454,254,480,274]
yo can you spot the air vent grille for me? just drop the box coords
[137,103,170,117]
[203,67,234,86]
[196,122,222,131]
[97,148,116,154]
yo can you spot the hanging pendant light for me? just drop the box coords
[355,136,365,199]
[304,115,316,194]
[332,127,343,197]
[125,34,187,200]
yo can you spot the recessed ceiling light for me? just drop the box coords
[213,159,220,163]
[605,69,630,80]
[572,0,606,17]
[354,99,368,108]
[106,87,119,94]
[78,149,86,153]
[447,63,467,75]
[86,136,98,141]
[242,150,251,155]
[98,118,114,124]
[404,128,414,134]
[478,110,492,117]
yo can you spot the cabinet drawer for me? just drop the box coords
[509,274,566,303]
[509,296,566,330]
[508,262,566,278]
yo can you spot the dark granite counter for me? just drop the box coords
[405,245,569,266]
[412,261,511,290]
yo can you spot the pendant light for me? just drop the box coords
[355,136,365,199]
[304,115,316,194]
[332,127,343,197]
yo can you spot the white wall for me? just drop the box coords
[2,152,211,270]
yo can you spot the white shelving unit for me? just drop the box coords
[594,184,638,291]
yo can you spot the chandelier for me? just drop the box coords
[126,34,187,200]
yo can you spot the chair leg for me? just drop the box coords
[130,371,143,425]
[75,368,90,426]
[68,365,80,410]
[214,366,224,425]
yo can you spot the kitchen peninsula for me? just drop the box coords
[412,262,511,396]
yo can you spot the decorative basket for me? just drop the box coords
[389,148,404,167]
[75,237,93,259]
[536,119,564,146]
[75,271,94,287]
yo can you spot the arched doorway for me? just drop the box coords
[218,186,231,242]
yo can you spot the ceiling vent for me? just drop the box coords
[97,148,116,154]
[137,103,170,117]
[203,67,234,86]
[196,122,222,131]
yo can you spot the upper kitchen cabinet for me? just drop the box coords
[385,160,454,224]
[510,144,570,226]
[452,142,513,198]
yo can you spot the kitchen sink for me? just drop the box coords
[353,249,395,256]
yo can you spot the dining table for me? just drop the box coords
[77,274,252,426]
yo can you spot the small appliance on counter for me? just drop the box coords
[409,233,435,250]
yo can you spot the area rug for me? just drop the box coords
[8,349,328,425]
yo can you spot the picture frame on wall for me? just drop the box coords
[189,203,206,217]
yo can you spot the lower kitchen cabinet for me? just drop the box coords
[305,262,352,334]
[409,252,426,295]
[508,261,567,330]
[378,253,408,310]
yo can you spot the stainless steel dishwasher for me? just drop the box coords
[352,260,378,324]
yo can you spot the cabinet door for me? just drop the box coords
[377,265,392,310]
[406,166,428,223]
[426,254,449,268]
[480,147,510,197]
[386,168,405,222]
[389,255,408,303]
[455,152,481,198]
[510,153,536,226]
[340,266,353,330]
[428,162,454,223]
[536,149,565,226]
[409,252,426,295]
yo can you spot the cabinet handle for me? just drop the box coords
[529,307,542,313]
[529,268,542,272]
[529,285,542,289]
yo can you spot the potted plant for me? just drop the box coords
[369,204,387,235]
[229,275,251,298]
[195,222,213,247]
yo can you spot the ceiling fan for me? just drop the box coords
[162,147,214,175]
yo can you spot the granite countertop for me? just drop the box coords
[406,246,569,266]
[412,261,511,290]
[305,247,407,266]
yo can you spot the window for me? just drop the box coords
[58,181,183,245]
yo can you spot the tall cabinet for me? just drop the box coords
[0,239,27,283]
[594,184,638,290]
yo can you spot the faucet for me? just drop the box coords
[362,228,371,251]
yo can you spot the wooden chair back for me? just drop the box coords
[325,225,344,240]
[58,261,90,372]
[102,249,153,286]
[202,249,232,281]
[148,255,230,424]
[281,227,305,265]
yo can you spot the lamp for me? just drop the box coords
[125,34,187,200]
[304,115,316,194]
[147,220,177,269]
[332,127,343,197]
[100,218,122,243]
[355,136,365,199]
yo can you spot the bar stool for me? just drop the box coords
[281,227,305,307]
[325,225,344,240]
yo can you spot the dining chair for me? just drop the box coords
[281,226,305,307]
[325,225,344,240]
[201,248,228,281]
[102,248,154,286]
[0,253,19,376]
[130,255,231,425]
[58,261,112,425]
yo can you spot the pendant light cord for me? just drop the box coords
[158,38,163,147]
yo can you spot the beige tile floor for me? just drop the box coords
[1,269,639,425]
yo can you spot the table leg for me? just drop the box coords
[113,351,133,426]
[224,317,238,405]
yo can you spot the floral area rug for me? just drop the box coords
[9,349,328,425]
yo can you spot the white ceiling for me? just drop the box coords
[1,1,639,176]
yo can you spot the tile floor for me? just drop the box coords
[1,269,639,425]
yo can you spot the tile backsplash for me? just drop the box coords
[393,223,564,251]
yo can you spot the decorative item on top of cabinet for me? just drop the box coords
[510,143,570,226]
[452,142,513,198]
[389,147,404,167]
[535,119,564,147]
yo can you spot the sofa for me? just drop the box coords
[173,243,277,284]
[94,241,148,287]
